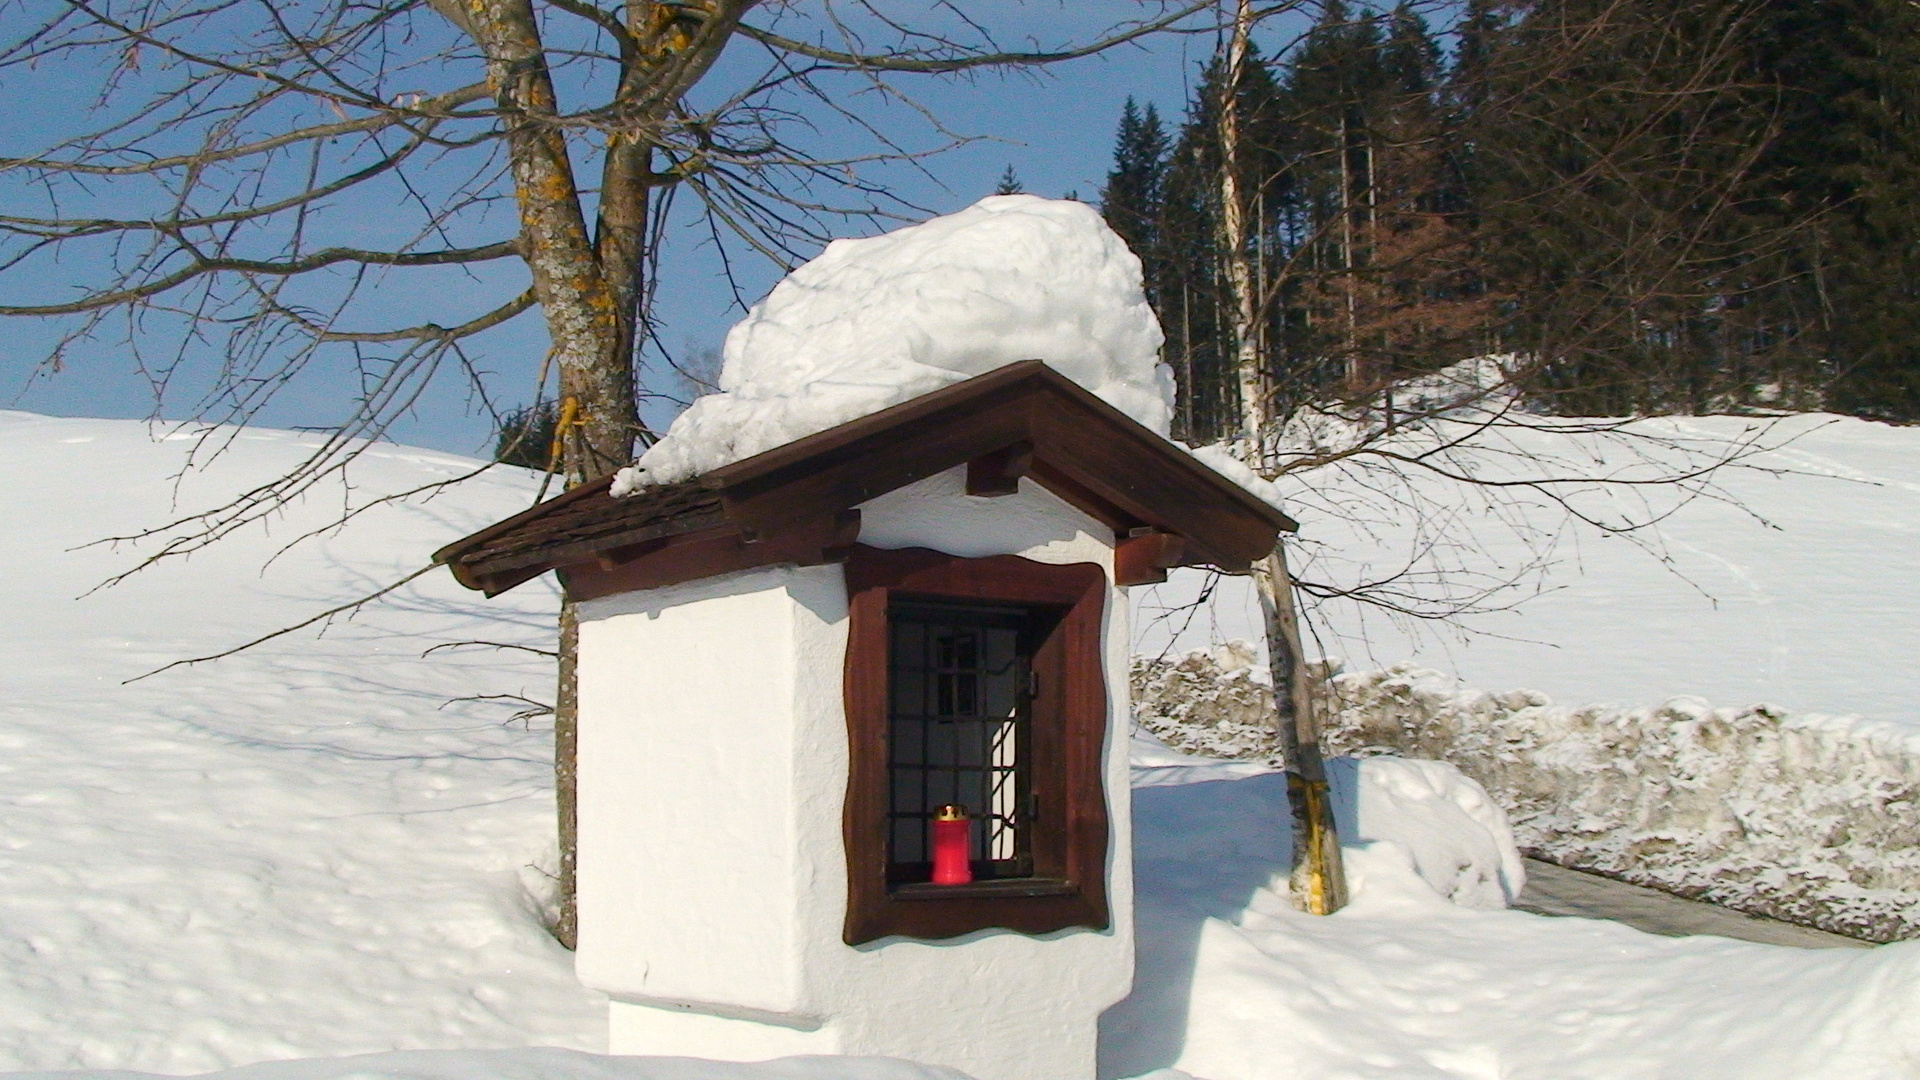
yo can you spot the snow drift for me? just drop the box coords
[618,195,1173,491]
[0,1051,968,1080]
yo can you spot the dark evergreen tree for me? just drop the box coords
[994,165,1025,195]
[1102,0,1914,427]
[1157,61,1235,443]
[1462,0,1809,415]
[1099,98,1170,282]
[495,401,559,471]
[1382,3,1442,100]
[1446,0,1505,116]
[1748,0,1920,420]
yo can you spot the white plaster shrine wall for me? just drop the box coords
[574,467,1134,1080]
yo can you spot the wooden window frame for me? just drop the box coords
[842,544,1111,945]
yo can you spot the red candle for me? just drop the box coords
[931,804,973,885]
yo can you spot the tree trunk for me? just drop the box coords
[471,0,634,484]
[467,0,648,949]
[1215,0,1347,914]
[1218,0,1268,452]
[1252,544,1349,914]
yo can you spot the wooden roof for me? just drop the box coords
[435,360,1295,600]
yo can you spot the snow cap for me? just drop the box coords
[616,195,1173,493]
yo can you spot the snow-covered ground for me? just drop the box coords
[0,411,598,1070]
[11,409,1920,1079]
[1113,740,1920,1080]
[1136,411,1920,729]
[1136,647,1920,942]
[0,1052,968,1080]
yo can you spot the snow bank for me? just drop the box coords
[1135,646,1920,942]
[616,196,1173,492]
[0,1050,966,1080]
[1130,730,1527,912]
[1329,755,1526,910]
[1322,663,1920,944]
[1131,647,1283,762]
[1112,731,1920,1080]
[1129,730,1524,912]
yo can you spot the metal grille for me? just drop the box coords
[887,602,1032,882]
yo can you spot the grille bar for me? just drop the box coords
[887,602,1033,882]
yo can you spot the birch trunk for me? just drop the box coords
[1252,547,1349,914]
[1215,0,1347,914]
[1218,0,1267,450]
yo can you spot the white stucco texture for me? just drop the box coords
[572,471,1134,1080]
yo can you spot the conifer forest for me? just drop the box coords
[1099,0,1920,443]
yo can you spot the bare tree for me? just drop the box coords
[0,0,1212,946]
[1212,0,1349,914]
[1144,0,1811,916]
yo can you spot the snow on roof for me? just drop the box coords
[615,195,1173,495]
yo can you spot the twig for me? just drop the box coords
[126,563,438,682]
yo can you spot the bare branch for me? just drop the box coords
[126,563,440,681]
[737,3,1215,73]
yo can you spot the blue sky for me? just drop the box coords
[1,6,1314,458]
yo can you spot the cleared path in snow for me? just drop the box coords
[1515,859,1870,949]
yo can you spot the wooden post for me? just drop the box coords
[1252,543,1349,914]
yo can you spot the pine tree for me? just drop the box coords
[1099,98,1170,283]
[1749,0,1920,420]
[1277,1,1390,398]
[494,401,560,471]
[1462,0,1804,415]
[1382,2,1442,100]
[1447,0,1504,116]
[994,165,1025,195]
[1158,62,1234,443]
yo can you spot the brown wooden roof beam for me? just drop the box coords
[966,440,1034,497]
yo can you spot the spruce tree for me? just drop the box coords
[1100,98,1171,290]
[1750,0,1920,419]
[1159,62,1234,443]
[1463,0,1800,415]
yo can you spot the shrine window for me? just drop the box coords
[842,545,1110,945]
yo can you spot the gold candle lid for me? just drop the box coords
[934,804,970,822]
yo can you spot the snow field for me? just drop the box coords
[1135,411,1920,730]
[0,411,600,1071]
[0,1050,969,1080]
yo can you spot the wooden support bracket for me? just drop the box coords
[966,440,1035,497]
[1114,529,1188,586]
